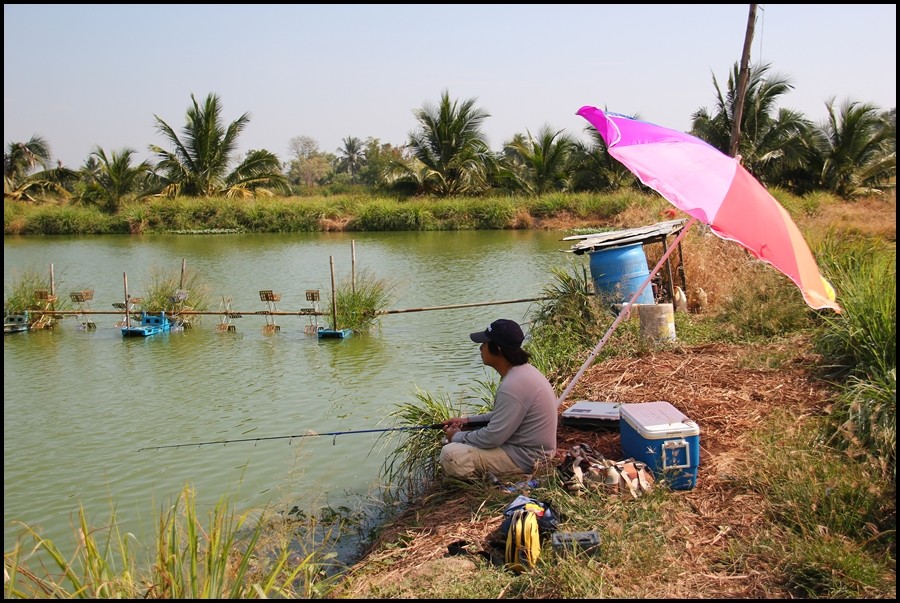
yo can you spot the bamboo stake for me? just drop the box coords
[123,272,131,328]
[329,255,338,330]
[351,240,357,294]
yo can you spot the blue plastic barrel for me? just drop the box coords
[587,243,654,305]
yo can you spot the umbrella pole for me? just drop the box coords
[557,217,698,407]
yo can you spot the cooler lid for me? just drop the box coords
[620,401,699,437]
[561,401,621,421]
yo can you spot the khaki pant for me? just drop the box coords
[440,442,526,480]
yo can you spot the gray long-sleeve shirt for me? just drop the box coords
[452,363,558,473]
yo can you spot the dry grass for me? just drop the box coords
[805,196,897,243]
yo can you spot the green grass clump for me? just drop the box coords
[3,267,74,329]
[4,485,340,599]
[814,235,896,382]
[733,410,896,598]
[4,269,52,315]
[377,383,494,504]
[331,269,395,332]
[526,262,613,383]
[710,262,816,341]
[812,235,896,481]
[139,266,211,328]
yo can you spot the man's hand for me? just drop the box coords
[442,417,468,429]
[440,416,487,442]
[443,424,461,441]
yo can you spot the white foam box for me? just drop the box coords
[561,401,621,430]
[619,401,700,490]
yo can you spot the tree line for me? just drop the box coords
[4,62,896,213]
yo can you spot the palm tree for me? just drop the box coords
[393,89,494,196]
[4,135,76,202]
[149,93,288,198]
[812,98,896,199]
[5,135,51,182]
[76,147,155,212]
[503,125,574,196]
[336,136,365,182]
[691,62,814,189]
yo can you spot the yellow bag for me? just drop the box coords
[504,508,541,573]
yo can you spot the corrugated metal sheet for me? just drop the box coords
[563,218,688,254]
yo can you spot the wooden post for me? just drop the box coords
[662,236,675,303]
[729,3,758,158]
[330,256,338,330]
[180,257,186,289]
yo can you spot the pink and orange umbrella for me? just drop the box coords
[576,105,842,313]
[556,106,841,405]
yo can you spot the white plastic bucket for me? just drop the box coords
[637,303,676,343]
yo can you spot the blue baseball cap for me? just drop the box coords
[469,319,525,349]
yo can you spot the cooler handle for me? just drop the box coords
[662,439,690,470]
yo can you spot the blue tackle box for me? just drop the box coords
[619,401,700,490]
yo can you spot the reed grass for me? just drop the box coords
[377,384,494,504]
[4,269,54,315]
[3,267,73,332]
[3,486,339,599]
[813,235,896,382]
[140,266,211,328]
[331,269,395,332]
[526,262,613,383]
[810,235,896,482]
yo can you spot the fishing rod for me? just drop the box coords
[138,420,489,452]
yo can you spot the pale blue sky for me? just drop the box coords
[4,4,896,168]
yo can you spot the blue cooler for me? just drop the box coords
[619,402,700,490]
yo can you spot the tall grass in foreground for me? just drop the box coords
[740,409,895,597]
[3,486,339,599]
[377,381,495,505]
[814,235,896,382]
[813,235,896,482]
